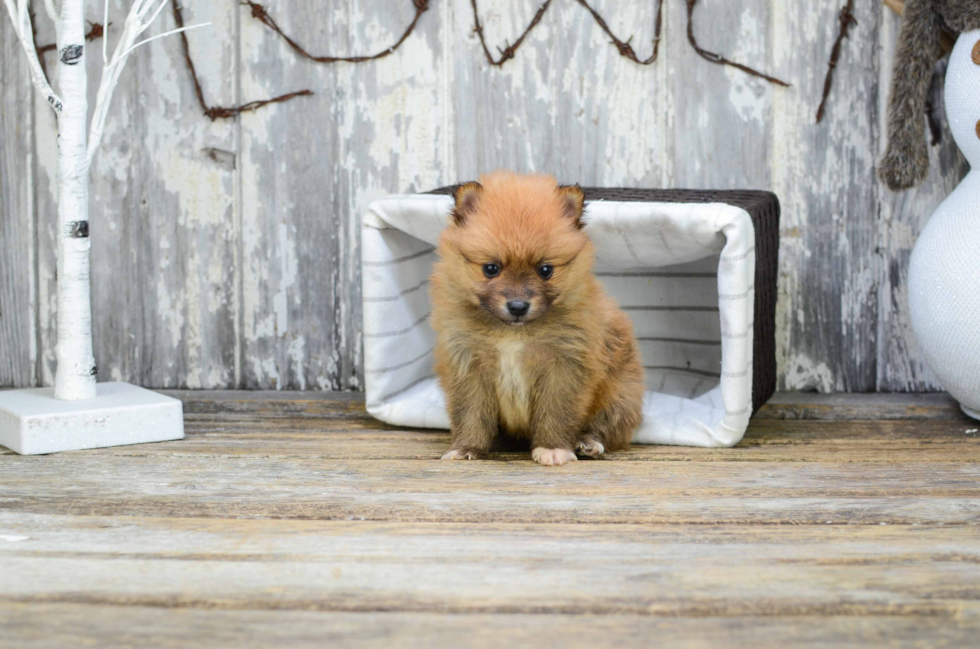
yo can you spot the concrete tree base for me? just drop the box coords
[0,382,183,455]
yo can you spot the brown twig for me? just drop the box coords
[816,0,856,124]
[244,0,429,64]
[576,0,664,65]
[173,0,312,120]
[685,0,790,87]
[470,0,552,67]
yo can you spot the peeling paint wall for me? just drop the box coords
[0,0,967,392]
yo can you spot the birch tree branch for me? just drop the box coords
[3,0,64,111]
[86,0,208,166]
[43,0,57,22]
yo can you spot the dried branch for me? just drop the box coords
[87,0,211,167]
[173,0,312,120]
[470,0,551,67]
[575,0,664,65]
[816,0,856,124]
[243,0,429,64]
[4,0,64,111]
[685,0,789,87]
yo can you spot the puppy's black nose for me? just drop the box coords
[506,300,530,317]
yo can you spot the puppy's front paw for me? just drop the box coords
[532,447,577,466]
[441,447,487,460]
[575,436,605,459]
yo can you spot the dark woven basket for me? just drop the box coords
[428,186,780,415]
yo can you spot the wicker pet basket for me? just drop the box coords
[360,186,780,447]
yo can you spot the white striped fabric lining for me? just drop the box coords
[362,195,755,447]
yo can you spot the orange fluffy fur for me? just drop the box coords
[430,171,644,466]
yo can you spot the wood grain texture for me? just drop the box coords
[772,0,880,392]
[668,0,773,190]
[3,605,978,649]
[0,1,972,391]
[3,515,980,615]
[0,16,35,387]
[238,0,346,391]
[2,392,980,646]
[123,1,240,389]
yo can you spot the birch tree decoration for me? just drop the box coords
[1,0,207,401]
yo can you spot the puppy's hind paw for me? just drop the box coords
[531,447,577,466]
[575,437,605,459]
[441,447,487,461]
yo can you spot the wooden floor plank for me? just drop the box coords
[2,514,980,618]
[759,393,968,421]
[159,390,972,422]
[2,392,979,647]
[6,417,977,464]
[3,604,978,649]
[2,452,980,524]
[38,418,979,464]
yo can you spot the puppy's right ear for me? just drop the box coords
[452,182,483,226]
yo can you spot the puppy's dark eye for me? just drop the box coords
[537,264,554,279]
[483,263,500,278]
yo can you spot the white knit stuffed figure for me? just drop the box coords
[908,31,980,420]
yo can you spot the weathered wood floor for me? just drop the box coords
[2,392,979,648]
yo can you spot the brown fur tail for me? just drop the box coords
[879,0,945,191]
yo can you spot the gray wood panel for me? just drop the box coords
[0,0,971,392]
[238,0,355,391]
[772,0,882,392]
[667,0,774,190]
[129,1,239,389]
[0,17,35,387]
[451,0,556,179]
[547,0,668,187]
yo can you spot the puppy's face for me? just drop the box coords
[437,172,592,326]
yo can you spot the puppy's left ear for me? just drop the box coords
[452,182,483,226]
[557,184,586,229]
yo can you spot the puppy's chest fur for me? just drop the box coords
[495,340,531,433]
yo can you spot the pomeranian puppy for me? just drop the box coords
[430,171,644,466]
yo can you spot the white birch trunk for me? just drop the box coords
[53,0,97,400]
[4,0,206,400]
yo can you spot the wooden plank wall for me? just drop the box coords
[0,0,968,392]
[0,15,35,387]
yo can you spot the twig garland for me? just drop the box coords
[684,0,789,87]
[816,0,856,124]
[33,0,798,125]
[173,1,311,120]
[244,0,429,64]
[575,0,663,65]
[471,0,783,85]
[470,0,552,67]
